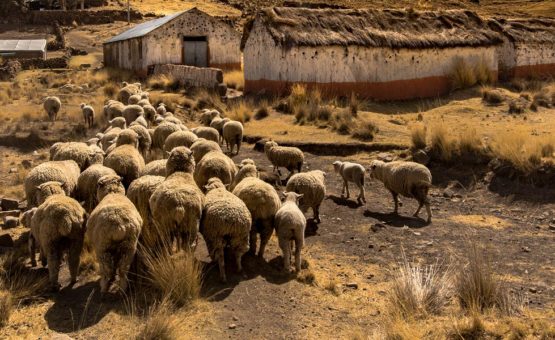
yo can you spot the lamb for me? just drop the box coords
[24,160,80,208]
[200,177,251,282]
[163,130,198,154]
[141,159,167,176]
[264,141,304,179]
[128,94,141,105]
[368,160,433,223]
[333,161,366,204]
[31,181,87,290]
[152,122,181,152]
[143,105,157,125]
[222,120,243,155]
[192,126,220,143]
[199,109,220,126]
[117,82,141,104]
[149,147,204,250]
[104,101,125,120]
[232,174,281,257]
[193,151,237,189]
[274,192,306,273]
[285,170,326,223]
[122,105,144,126]
[229,159,258,191]
[210,117,230,144]
[77,164,118,212]
[50,142,104,171]
[104,144,145,188]
[80,103,95,128]
[106,117,127,131]
[127,175,165,249]
[100,127,121,152]
[190,138,222,163]
[129,124,152,160]
[115,129,139,149]
[87,175,142,293]
[43,96,61,122]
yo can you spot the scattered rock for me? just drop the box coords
[3,216,18,229]
[412,149,430,165]
[548,225,555,231]
[443,188,455,198]
[228,323,237,330]
[8,167,17,174]
[232,316,239,321]
[0,232,14,247]
[1,198,19,211]
[377,152,394,162]
[529,287,537,294]
[371,223,386,232]
[521,246,531,253]
[345,282,359,289]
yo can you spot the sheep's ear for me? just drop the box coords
[203,184,210,191]
[296,193,304,199]
[164,151,171,158]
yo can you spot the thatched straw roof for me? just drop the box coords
[488,18,555,44]
[245,7,503,49]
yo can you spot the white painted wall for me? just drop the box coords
[244,20,498,83]
[514,42,555,66]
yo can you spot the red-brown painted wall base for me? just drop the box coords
[245,73,497,100]
[512,63,555,78]
[210,63,242,71]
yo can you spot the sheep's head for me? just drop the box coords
[80,103,86,109]
[97,175,125,201]
[109,117,127,129]
[141,92,149,99]
[116,129,139,148]
[367,160,384,179]
[204,177,226,192]
[281,191,303,205]
[36,181,65,205]
[332,161,343,173]
[312,170,327,182]
[21,207,37,229]
[238,158,256,168]
[264,140,278,153]
[166,146,195,176]
[88,149,105,166]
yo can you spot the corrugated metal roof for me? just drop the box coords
[0,39,47,52]
[105,11,185,44]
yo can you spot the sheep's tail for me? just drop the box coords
[58,219,74,237]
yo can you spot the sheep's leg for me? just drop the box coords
[279,238,290,273]
[117,243,137,293]
[237,140,242,154]
[258,220,274,259]
[425,202,432,223]
[313,204,321,223]
[344,180,350,199]
[98,251,113,294]
[28,236,37,267]
[294,237,303,273]
[234,248,244,274]
[390,191,399,215]
[248,228,257,255]
[357,182,366,204]
[216,248,226,283]
[46,246,62,291]
[413,201,423,218]
[68,238,84,285]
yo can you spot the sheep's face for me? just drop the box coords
[36,181,65,205]
[264,141,277,153]
[89,150,104,166]
[167,147,195,175]
[239,159,255,168]
[332,161,342,173]
[21,208,37,229]
[97,175,125,201]
[367,160,383,179]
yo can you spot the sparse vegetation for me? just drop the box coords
[254,101,270,120]
[136,300,179,340]
[410,124,427,149]
[0,290,12,328]
[481,87,505,104]
[223,70,244,91]
[227,101,254,123]
[450,58,493,90]
[147,74,181,92]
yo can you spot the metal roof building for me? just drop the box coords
[103,8,242,76]
[0,39,47,60]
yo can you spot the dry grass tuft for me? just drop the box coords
[532,91,551,108]
[227,101,254,123]
[450,312,486,339]
[450,58,493,90]
[296,269,317,286]
[491,130,555,172]
[0,289,12,328]
[147,75,180,92]
[0,251,49,303]
[351,120,378,141]
[388,254,453,319]
[254,101,270,120]
[193,89,225,112]
[223,70,244,91]
[508,99,526,114]
[324,278,341,296]
[349,93,360,117]
[430,124,457,162]
[410,124,427,150]
[103,82,119,99]
[136,300,179,340]
[481,87,505,105]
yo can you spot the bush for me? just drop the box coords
[349,93,359,117]
[147,75,180,92]
[532,91,551,108]
[0,290,12,328]
[254,102,269,120]
[508,100,526,114]
[0,251,49,303]
[223,70,244,91]
[481,87,504,105]
[103,82,118,98]
[430,124,457,162]
[410,124,427,150]
[351,121,378,141]
[450,58,477,90]
[227,101,253,123]
[136,301,178,340]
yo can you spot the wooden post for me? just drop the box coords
[127,0,131,25]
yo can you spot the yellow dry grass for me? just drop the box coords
[449,215,511,230]
[223,70,244,91]
[107,0,241,16]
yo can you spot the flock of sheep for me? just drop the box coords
[26,82,433,293]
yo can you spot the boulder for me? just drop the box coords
[3,216,19,230]
[1,198,19,211]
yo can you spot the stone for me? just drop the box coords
[443,189,455,199]
[371,223,386,232]
[548,224,555,231]
[345,282,359,289]
[49,333,74,340]
[0,232,14,247]
[412,149,430,165]
[9,168,17,174]
[3,216,18,229]
[529,287,537,294]
[1,198,19,211]
[228,323,237,330]
[377,152,394,162]
[522,246,531,253]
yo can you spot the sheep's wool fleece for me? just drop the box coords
[372,161,432,198]
[33,195,86,239]
[285,171,326,209]
[232,177,281,220]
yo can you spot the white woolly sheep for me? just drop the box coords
[190,138,222,164]
[285,170,326,223]
[333,161,366,204]
[87,175,142,293]
[115,129,139,149]
[104,101,125,120]
[274,192,306,272]
[368,160,433,223]
[117,82,141,104]
[122,105,144,126]
[200,177,251,282]
[141,159,167,177]
[164,116,183,126]
[43,96,61,122]
[101,127,121,152]
[51,142,104,171]
[149,147,204,250]
[222,120,243,155]
[230,159,258,192]
[143,105,156,125]
[264,141,304,179]
[192,126,220,143]
[232,175,281,257]
[131,115,148,128]
[105,143,117,156]
[199,109,220,126]
[152,122,182,152]
[128,94,141,105]
[31,181,87,290]
[104,144,145,188]
[106,117,127,132]
[127,175,165,249]
[193,151,237,189]
[210,117,230,144]
[163,130,198,155]
[25,160,80,208]
[129,124,152,160]
[80,103,95,128]
[77,163,118,212]
[156,103,167,116]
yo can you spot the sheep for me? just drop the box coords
[368,160,433,223]
[210,117,230,144]
[149,147,204,250]
[80,103,95,128]
[104,101,125,120]
[129,124,152,160]
[137,98,150,107]
[51,142,104,171]
[152,122,181,152]
[117,82,141,104]
[232,175,281,257]
[154,115,165,125]
[128,94,141,105]
[87,175,142,293]
[22,208,42,267]
[156,103,166,116]
[106,117,127,131]
[43,96,61,122]
[192,126,219,143]
[31,181,87,290]
[274,192,306,272]
[332,161,366,204]
[122,105,144,126]
[199,109,220,126]
[105,143,117,156]
[24,160,80,208]
[164,116,183,126]
[100,127,121,153]
[285,170,326,223]
[230,159,258,191]
[115,129,139,149]
[104,144,145,188]
[264,141,304,179]
[222,120,243,155]
[86,137,101,148]
[193,151,237,189]
[200,177,251,282]
[143,104,157,125]
[142,159,167,176]
[131,115,148,128]
[190,138,222,164]
[77,164,118,212]
[163,130,198,154]
[127,175,165,249]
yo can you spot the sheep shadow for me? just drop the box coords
[44,281,112,333]
[326,194,364,209]
[305,219,319,237]
[363,210,429,228]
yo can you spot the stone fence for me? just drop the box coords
[153,64,227,95]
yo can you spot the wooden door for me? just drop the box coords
[183,37,208,67]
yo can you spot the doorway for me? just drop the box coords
[183,36,208,67]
